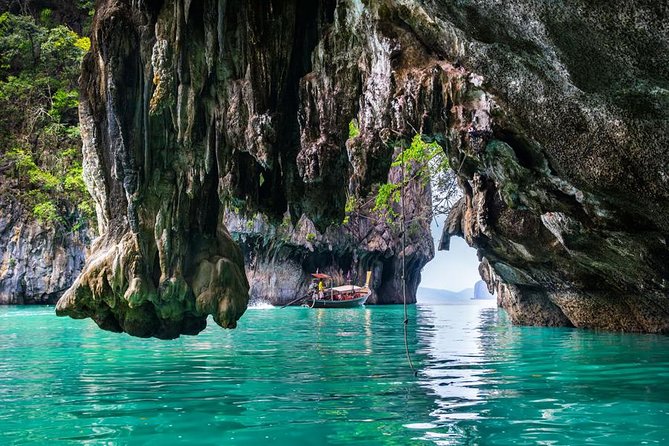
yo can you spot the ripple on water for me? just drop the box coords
[1,303,668,445]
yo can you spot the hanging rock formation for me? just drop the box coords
[59,0,668,336]
[57,0,444,337]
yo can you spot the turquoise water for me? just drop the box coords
[1,302,669,445]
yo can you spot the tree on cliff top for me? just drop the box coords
[344,130,459,230]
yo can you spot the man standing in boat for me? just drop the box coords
[318,278,325,299]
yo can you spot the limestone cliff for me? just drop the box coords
[0,5,94,306]
[60,0,668,336]
[226,159,434,306]
[432,0,669,332]
[0,198,89,304]
[59,0,442,338]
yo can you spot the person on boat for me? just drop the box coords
[307,279,317,296]
[318,279,325,299]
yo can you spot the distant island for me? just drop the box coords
[473,281,495,300]
[418,281,495,304]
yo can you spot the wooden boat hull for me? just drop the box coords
[305,293,369,308]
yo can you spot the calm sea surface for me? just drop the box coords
[1,301,668,445]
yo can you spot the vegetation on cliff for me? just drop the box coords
[371,134,453,219]
[0,8,94,232]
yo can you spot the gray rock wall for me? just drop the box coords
[0,198,89,304]
[226,161,434,306]
[429,0,669,332]
[61,0,669,336]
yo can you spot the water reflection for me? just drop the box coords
[414,300,669,445]
[416,302,497,427]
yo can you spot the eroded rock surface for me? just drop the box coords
[432,0,669,332]
[0,198,89,304]
[59,0,444,337]
[226,160,434,306]
[62,0,668,335]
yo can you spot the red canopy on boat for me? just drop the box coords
[311,273,331,279]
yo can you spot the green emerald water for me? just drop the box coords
[1,302,669,445]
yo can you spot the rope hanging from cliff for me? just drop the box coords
[401,144,418,377]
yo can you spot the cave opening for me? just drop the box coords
[417,216,493,303]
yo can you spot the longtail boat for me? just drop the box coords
[303,271,372,308]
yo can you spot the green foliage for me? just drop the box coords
[306,232,317,242]
[4,145,93,229]
[39,9,53,27]
[0,13,88,139]
[0,11,94,232]
[6,146,35,172]
[33,200,60,224]
[373,183,400,217]
[72,200,95,232]
[74,36,91,52]
[6,146,58,191]
[77,201,94,220]
[342,195,358,224]
[49,89,79,121]
[0,13,40,73]
[348,119,360,139]
[40,26,88,80]
[78,1,95,17]
[64,164,86,192]
[28,167,60,191]
[344,195,357,214]
[279,212,292,229]
[0,75,32,101]
[0,13,88,83]
[372,134,448,217]
[391,134,447,174]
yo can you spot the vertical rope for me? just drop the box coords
[401,145,418,377]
